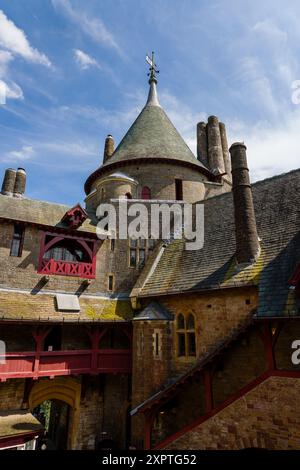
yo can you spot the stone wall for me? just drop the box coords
[166,376,300,449]
[0,379,25,410]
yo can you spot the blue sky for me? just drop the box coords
[0,0,299,205]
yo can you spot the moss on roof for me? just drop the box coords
[0,411,43,439]
[0,195,97,233]
[0,291,133,322]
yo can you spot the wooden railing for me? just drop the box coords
[0,348,131,380]
[38,258,95,279]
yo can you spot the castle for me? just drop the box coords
[0,63,299,450]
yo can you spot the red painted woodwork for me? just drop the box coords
[141,186,151,200]
[0,348,131,380]
[61,204,87,229]
[289,263,300,286]
[203,369,213,412]
[38,258,95,279]
[0,431,44,449]
[153,370,300,450]
[37,231,99,279]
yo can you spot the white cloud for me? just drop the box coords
[0,49,13,76]
[51,0,122,56]
[74,49,100,70]
[4,145,35,162]
[229,111,300,182]
[0,10,51,66]
[0,79,23,101]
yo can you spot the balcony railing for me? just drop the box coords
[0,349,131,380]
[38,258,95,279]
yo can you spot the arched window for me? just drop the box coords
[141,186,151,200]
[176,313,196,357]
[125,192,132,199]
[43,239,90,263]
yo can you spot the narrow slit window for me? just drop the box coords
[108,275,114,291]
[10,224,25,257]
[175,179,183,200]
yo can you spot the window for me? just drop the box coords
[128,238,154,268]
[176,313,196,357]
[153,329,162,359]
[10,224,24,257]
[175,179,183,200]
[125,192,132,199]
[141,186,151,200]
[38,233,97,279]
[44,241,86,262]
[108,274,114,291]
[110,239,115,251]
[139,249,145,267]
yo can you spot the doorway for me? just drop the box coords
[34,399,70,449]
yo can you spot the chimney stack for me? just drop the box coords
[207,116,225,175]
[196,122,208,164]
[229,142,260,264]
[13,168,26,198]
[1,168,17,196]
[219,122,232,182]
[103,135,114,163]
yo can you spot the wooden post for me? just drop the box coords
[32,327,51,378]
[263,322,275,371]
[144,410,155,450]
[203,368,213,413]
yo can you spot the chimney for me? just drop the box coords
[207,116,225,174]
[13,168,26,198]
[229,142,260,264]
[1,168,16,196]
[219,122,232,182]
[103,135,114,163]
[196,122,208,164]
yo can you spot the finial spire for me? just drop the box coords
[145,52,161,107]
[146,51,159,84]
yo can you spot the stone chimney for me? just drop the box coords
[219,122,231,182]
[196,122,208,164]
[1,168,17,196]
[13,168,26,198]
[229,142,260,264]
[103,135,114,163]
[207,115,225,175]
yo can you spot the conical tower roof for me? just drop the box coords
[84,71,211,194]
[102,80,207,168]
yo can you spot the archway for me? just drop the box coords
[29,377,81,449]
[33,399,70,449]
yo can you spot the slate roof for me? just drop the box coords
[0,290,133,322]
[0,194,97,234]
[103,105,207,169]
[133,301,173,321]
[0,410,43,440]
[135,169,300,317]
[84,83,211,194]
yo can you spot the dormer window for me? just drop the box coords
[38,232,98,279]
[61,204,87,229]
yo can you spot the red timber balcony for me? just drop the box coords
[38,258,95,279]
[0,326,132,381]
[0,349,132,381]
[37,230,99,279]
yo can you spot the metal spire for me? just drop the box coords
[145,51,161,107]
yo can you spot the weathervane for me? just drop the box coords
[146,51,159,83]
